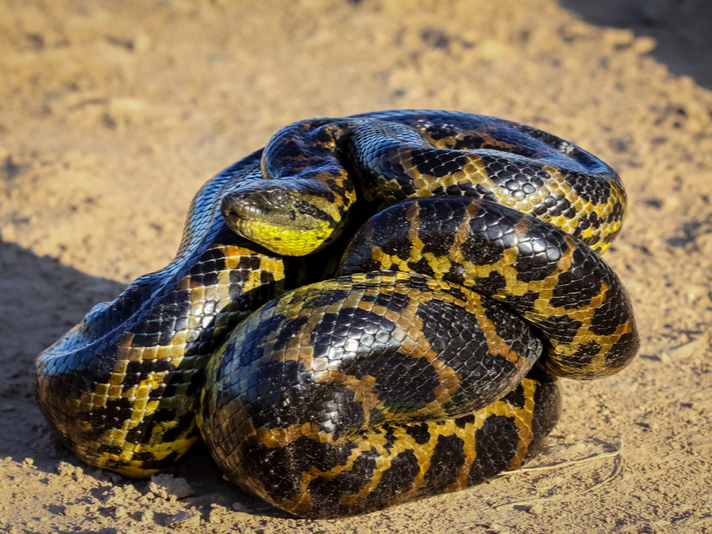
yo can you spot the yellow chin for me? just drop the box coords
[238,219,334,256]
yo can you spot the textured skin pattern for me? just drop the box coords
[33,151,299,477]
[198,273,560,518]
[222,110,627,255]
[337,198,638,379]
[34,110,637,517]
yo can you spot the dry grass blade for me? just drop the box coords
[493,439,625,511]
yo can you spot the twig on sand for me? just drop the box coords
[493,439,626,511]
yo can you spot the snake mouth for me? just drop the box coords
[222,187,336,231]
[221,183,343,256]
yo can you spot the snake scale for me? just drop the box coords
[34,110,638,518]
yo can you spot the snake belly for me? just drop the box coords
[34,110,638,517]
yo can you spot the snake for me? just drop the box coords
[34,110,638,519]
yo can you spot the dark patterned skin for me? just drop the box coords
[34,110,636,518]
[198,198,638,517]
[198,273,558,518]
[222,110,627,256]
[33,151,303,476]
[337,198,638,379]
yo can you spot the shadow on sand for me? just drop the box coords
[0,237,278,514]
[562,0,712,90]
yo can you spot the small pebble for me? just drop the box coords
[528,503,544,515]
[147,473,193,500]
[165,511,199,528]
[141,509,154,523]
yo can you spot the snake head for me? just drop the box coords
[221,180,343,256]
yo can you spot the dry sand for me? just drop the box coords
[1,1,712,533]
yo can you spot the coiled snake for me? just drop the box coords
[34,110,638,518]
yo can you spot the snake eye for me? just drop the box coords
[269,189,287,206]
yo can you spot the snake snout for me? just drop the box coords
[221,193,258,221]
[221,188,290,221]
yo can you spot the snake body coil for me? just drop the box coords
[34,110,638,518]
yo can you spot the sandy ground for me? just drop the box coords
[1,1,711,533]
